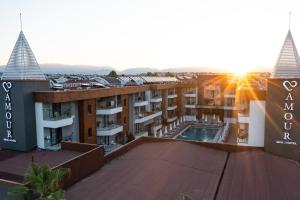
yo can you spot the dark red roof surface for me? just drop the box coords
[66,141,300,200]
[0,150,81,176]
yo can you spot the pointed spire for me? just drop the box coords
[1,31,46,80]
[273,30,300,78]
[20,12,22,31]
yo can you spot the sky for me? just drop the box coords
[0,0,300,73]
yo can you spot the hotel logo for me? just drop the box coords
[276,80,297,145]
[2,81,16,142]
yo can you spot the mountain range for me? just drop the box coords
[0,64,271,75]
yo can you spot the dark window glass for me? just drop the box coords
[88,104,92,114]
[88,128,93,137]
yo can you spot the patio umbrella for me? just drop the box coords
[164,126,168,134]
[177,120,180,126]
[159,129,162,137]
[205,115,208,122]
[170,124,173,130]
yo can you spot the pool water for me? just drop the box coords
[176,127,218,142]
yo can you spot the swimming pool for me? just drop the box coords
[176,126,219,142]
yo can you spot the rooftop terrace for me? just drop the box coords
[66,139,300,200]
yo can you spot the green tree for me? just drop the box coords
[180,193,192,200]
[8,162,70,200]
[108,70,117,77]
[165,72,175,77]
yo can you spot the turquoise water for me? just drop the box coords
[176,127,218,142]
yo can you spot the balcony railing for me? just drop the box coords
[97,102,121,109]
[43,109,72,121]
[98,124,122,131]
[185,90,196,94]
[134,96,146,102]
[134,111,162,124]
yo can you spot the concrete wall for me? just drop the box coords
[248,100,265,147]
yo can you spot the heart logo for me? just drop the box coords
[283,80,297,92]
[2,82,12,93]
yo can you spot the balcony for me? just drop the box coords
[238,113,249,123]
[134,99,148,107]
[184,91,197,98]
[135,131,148,138]
[167,105,177,111]
[96,106,122,115]
[167,94,178,99]
[223,106,239,110]
[150,95,162,103]
[134,111,162,124]
[43,110,74,128]
[97,124,123,136]
[167,116,177,122]
[224,94,236,98]
[184,101,197,108]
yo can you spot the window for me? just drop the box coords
[88,104,92,114]
[88,128,93,137]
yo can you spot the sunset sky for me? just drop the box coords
[0,0,299,73]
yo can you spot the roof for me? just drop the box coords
[66,140,300,200]
[273,30,300,78]
[67,141,227,200]
[0,150,81,178]
[1,31,46,80]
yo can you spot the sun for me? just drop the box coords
[230,66,249,77]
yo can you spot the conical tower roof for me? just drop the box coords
[1,31,46,80]
[273,30,300,78]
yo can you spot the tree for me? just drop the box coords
[108,70,117,77]
[165,72,175,77]
[146,72,158,77]
[180,193,192,200]
[8,162,70,200]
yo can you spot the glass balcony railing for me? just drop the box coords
[97,102,121,109]
[98,124,122,131]
[43,109,72,121]
[185,90,196,94]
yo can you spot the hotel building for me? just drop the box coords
[0,26,300,162]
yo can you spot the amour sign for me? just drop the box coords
[2,81,16,142]
[276,80,297,145]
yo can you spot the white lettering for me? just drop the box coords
[6,121,11,129]
[284,122,292,130]
[277,80,298,145]
[6,130,12,139]
[5,112,11,120]
[284,103,294,111]
[5,93,10,101]
[283,132,292,140]
[284,113,293,120]
[5,102,11,110]
[2,81,15,143]
[285,93,294,101]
